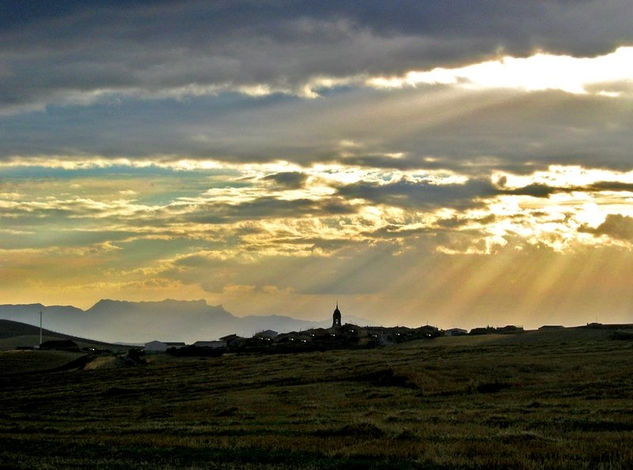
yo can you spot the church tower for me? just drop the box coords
[332,302,342,328]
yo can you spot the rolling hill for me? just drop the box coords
[0,319,129,351]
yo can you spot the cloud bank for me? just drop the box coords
[1,1,633,329]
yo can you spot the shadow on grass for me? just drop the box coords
[0,437,445,470]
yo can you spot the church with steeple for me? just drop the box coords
[332,302,342,328]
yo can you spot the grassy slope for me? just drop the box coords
[0,319,129,351]
[1,329,633,469]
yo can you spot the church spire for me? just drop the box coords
[332,302,342,328]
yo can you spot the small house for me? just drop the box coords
[193,340,226,349]
[254,329,278,339]
[144,340,186,353]
[496,325,524,334]
[219,334,248,349]
[445,328,468,336]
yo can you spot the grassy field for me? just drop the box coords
[1,328,633,469]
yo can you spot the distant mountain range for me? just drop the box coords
[0,299,369,344]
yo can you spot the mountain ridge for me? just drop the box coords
[0,299,368,344]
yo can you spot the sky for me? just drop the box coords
[2,0,633,329]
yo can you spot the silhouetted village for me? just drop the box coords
[146,304,528,357]
[18,304,633,359]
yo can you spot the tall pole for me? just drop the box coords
[39,308,43,346]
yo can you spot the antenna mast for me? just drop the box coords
[39,308,43,346]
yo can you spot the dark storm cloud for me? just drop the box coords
[580,214,633,241]
[503,184,556,198]
[335,178,563,210]
[506,181,633,197]
[3,83,632,177]
[587,182,633,192]
[336,176,633,212]
[1,0,631,112]
[381,90,633,174]
[262,172,308,189]
[183,196,357,224]
[337,179,498,209]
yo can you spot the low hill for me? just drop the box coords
[0,318,44,339]
[0,319,129,351]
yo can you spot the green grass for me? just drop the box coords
[1,329,633,469]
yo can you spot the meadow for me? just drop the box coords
[1,327,633,469]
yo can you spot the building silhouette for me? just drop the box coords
[332,302,341,328]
